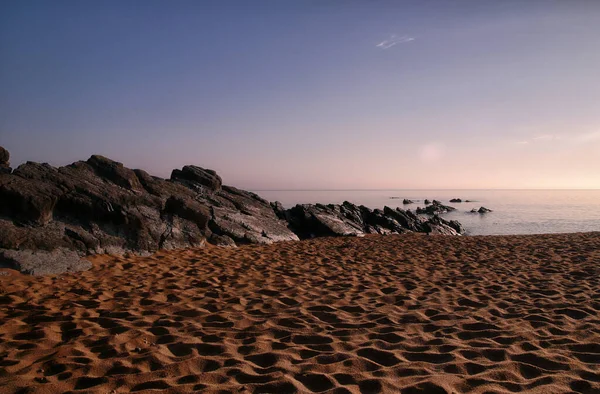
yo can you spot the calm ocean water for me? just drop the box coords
[254,190,600,236]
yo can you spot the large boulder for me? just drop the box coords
[87,155,143,191]
[287,203,365,238]
[171,165,222,192]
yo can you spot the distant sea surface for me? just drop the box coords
[253,190,600,236]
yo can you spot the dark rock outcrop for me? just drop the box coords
[402,199,414,204]
[416,200,456,215]
[0,146,10,173]
[471,207,493,214]
[285,201,462,238]
[171,165,222,192]
[424,199,431,205]
[0,147,464,275]
[449,198,462,203]
[0,150,297,274]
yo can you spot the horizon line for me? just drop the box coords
[250,188,600,192]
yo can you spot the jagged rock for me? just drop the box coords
[0,146,10,173]
[416,200,456,215]
[424,199,431,205]
[450,198,462,203]
[423,216,461,235]
[403,199,414,204]
[270,201,287,220]
[0,155,297,274]
[447,219,464,234]
[0,152,464,275]
[285,201,462,239]
[163,196,210,229]
[286,203,364,238]
[87,155,143,191]
[171,165,222,192]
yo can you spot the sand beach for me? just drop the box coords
[1,233,599,393]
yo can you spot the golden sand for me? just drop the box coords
[1,233,599,393]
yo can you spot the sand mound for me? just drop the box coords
[1,233,599,393]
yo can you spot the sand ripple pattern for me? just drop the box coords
[1,233,600,393]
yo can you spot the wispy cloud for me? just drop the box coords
[376,34,415,49]
[515,131,600,146]
[531,134,560,141]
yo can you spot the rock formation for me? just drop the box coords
[416,200,457,215]
[0,147,465,275]
[0,146,10,174]
[471,207,493,214]
[402,199,414,204]
[450,198,462,203]
[282,202,462,238]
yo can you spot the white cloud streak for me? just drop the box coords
[376,34,415,49]
[515,131,600,146]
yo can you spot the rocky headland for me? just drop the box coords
[0,147,463,275]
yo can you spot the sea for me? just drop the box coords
[253,190,600,236]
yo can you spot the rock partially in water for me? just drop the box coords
[416,200,456,215]
[285,201,462,238]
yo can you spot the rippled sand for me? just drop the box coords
[1,233,599,393]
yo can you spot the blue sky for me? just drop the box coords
[1,1,599,189]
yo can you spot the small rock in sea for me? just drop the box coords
[450,198,462,203]
[424,199,431,204]
[389,196,400,199]
[470,207,492,213]
[417,200,456,215]
[403,199,414,204]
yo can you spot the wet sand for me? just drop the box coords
[1,233,599,393]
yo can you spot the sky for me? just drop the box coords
[1,0,599,190]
